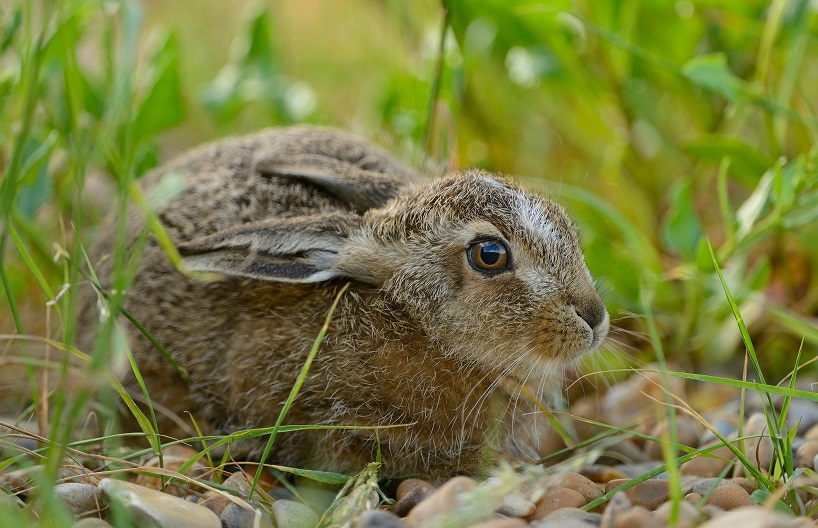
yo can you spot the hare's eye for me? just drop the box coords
[467,240,510,273]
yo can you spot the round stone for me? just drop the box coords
[99,478,220,528]
[798,440,818,468]
[496,492,535,518]
[468,518,529,528]
[696,505,814,527]
[354,510,409,528]
[53,482,105,518]
[221,503,274,528]
[644,416,705,460]
[702,484,752,511]
[654,499,699,527]
[611,505,663,527]
[528,487,586,520]
[393,484,435,517]
[557,473,603,504]
[271,499,319,528]
[625,479,670,511]
[395,479,434,502]
[404,476,476,528]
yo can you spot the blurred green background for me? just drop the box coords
[2,0,818,383]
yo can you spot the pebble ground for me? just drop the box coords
[3,368,818,527]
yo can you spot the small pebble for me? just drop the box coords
[624,479,670,511]
[71,519,113,528]
[579,465,628,483]
[683,492,703,505]
[468,518,530,528]
[134,454,209,498]
[790,474,818,504]
[610,505,662,528]
[538,506,602,524]
[393,480,435,517]
[496,491,535,517]
[697,505,814,527]
[599,439,651,465]
[602,367,685,429]
[680,441,735,478]
[533,520,598,528]
[528,487,586,520]
[805,422,818,441]
[271,499,319,528]
[697,481,752,511]
[654,499,699,527]
[644,416,705,460]
[224,471,260,498]
[570,397,606,441]
[735,413,774,475]
[221,502,273,528]
[52,482,105,518]
[395,479,434,502]
[782,399,818,435]
[99,478,221,528]
[404,476,476,528]
[0,466,42,496]
[354,509,409,528]
[611,462,663,478]
[730,477,757,494]
[599,492,632,528]
[557,473,603,504]
[197,492,231,517]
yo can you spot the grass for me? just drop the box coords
[2,0,818,525]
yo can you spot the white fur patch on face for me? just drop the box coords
[515,194,561,246]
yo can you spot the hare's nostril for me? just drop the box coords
[574,302,606,330]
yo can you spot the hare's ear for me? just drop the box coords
[254,153,419,212]
[177,213,375,284]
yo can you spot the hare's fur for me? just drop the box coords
[82,126,608,482]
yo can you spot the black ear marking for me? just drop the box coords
[177,213,373,284]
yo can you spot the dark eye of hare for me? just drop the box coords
[467,239,510,273]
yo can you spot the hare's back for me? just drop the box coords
[148,130,356,244]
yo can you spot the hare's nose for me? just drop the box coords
[574,298,607,331]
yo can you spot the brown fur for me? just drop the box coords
[80,126,608,482]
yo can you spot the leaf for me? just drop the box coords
[661,180,703,260]
[681,53,751,103]
[750,489,796,515]
[684,135,772,185]
[132,33,184,141]
[1,7,22,52]
[736,170,774,238]
[268,465,351,485]
[242,10,277,77]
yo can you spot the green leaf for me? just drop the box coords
[132,33,184,141]
[750,489,796,516]
[242,10,277,76]
[684,135,772,185]
[1,7,22,52]
[268,465,350,485]
[681,53,750,103]
[736,170,774,238]
[661,180,703,259]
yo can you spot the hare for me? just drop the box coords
[83,125,609,482]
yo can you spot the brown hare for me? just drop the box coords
[83,126,608,482]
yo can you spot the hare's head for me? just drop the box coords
[179,167,607,385]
